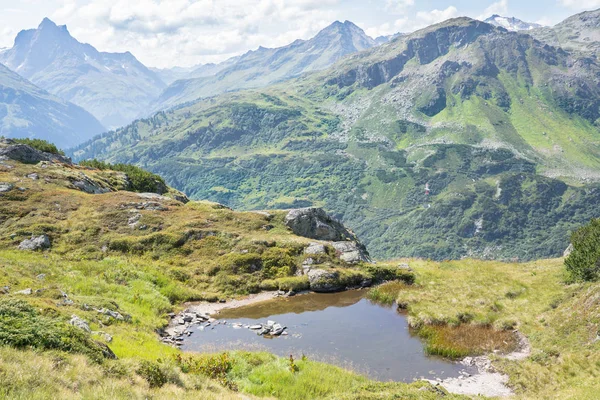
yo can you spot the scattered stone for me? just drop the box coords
[72,178,110,194]
[15,288,32,295]
[0,286,9,295]
[97,308,125,321]
[69,315,91,332]
[397,263,413,272]
[18,235,51,251]
[36,273,46,280]
[249,324,263,330]
[27,173,39,180]
[0,183,14,193]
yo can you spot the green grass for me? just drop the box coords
[369,258,600,399]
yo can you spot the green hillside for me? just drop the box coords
[73,18,600,260]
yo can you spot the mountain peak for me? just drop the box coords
[484,15,542,31]
[38,17,68,33]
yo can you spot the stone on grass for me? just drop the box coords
[18,235,51,251]
[70,315,91,332]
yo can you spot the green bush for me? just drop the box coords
[79,159,167,194]
[565,219,600,282]
[0,299,105,361]
[136,360,169,388]
[12,138,64,155]
[175,353,236,390]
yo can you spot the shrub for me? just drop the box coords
[565,219,600,282]
[12,138,64,155]
[79,159,167,194]
[175,353,236,390]
[136,360,169,388]
[0,299,105,361]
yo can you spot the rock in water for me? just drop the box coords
[18,235,51,251]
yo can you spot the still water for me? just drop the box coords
[181,290,470,382]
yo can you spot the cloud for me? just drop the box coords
[385,0,415,14]
[48,0,342,68]
[414,6,459,27]
[477,0,509,20]
[559,0,600,8]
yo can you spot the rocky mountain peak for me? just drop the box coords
[484,14,542,31]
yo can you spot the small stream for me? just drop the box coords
[181,290,472,382]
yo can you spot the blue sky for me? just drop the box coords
[0,0,598,68]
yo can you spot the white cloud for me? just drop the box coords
[477,0,509,20]
[414,6,459,27]
[46,0,342,68]
[559,0,600,9]
[385,0,414,14]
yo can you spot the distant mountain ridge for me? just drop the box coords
[528,8,600,56]
[0,18,166,130]
[150,20,379,112]
[484,15,542,31]
[0,63,104,148]
[73,17,600,261]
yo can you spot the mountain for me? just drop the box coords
[528,9,600,56]
[150,20,378,112]
[484,15,542,31]
[0,63,104,148]
[150,65,199,86]
[374,33,404,45]
[0,18,166,129]
[73,17,600,261]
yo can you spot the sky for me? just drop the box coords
[0,0,599,69]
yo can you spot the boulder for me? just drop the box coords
[332,241,371,264]
[18,235,51,251]
[304,243,326,255]
[15,288,32,295]
[69,315,91,332]
[285,208,355,241]
[0,138,71,165]
[308,269,343,292]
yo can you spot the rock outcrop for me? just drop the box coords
[285,208,356,241]
[286,207,371,264]
[0,138,71,165]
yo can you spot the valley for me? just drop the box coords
[2,4,600,400]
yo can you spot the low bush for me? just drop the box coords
[136,360,169,388]
[175,353,237,390]
[0,299,105,361]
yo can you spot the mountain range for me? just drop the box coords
[529,8,600,56]
[0,62,104,148]
[0,18,165,129]
[73,12,600,261]
[149,20,380,113]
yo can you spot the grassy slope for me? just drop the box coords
[0,157,446,400]
[373,258,600,399]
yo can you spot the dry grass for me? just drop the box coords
[417,324,519,359]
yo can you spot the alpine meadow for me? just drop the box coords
[2,2,600,400]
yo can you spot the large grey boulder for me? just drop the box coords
[308,269,343,292]
[0,138,71,165]
[285,208,355,241]
[304,243,326,255]
[332,241,371,264]
[18,235,51,251]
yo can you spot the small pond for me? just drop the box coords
[181,290,471,382]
